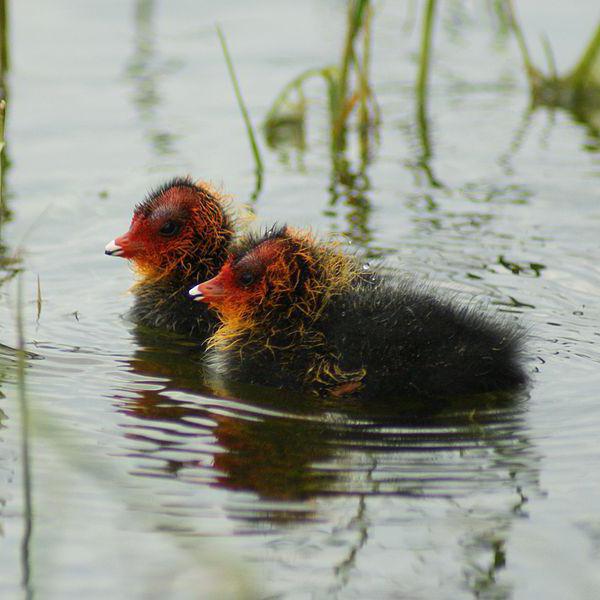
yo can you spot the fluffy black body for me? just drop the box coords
[131,267,221,339]
[218,276,527,399]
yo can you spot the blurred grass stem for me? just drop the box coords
[416,0,436,112]
[16,273,34,599]
[264,0,378,180]
[217,26,264,201]
[508,1,600,111]
[415,0,442,188]
[0,0,7,75]
[0,98,5,228]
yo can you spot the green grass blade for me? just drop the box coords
[414,0,443,188]
[0,98,5,230]
[0,0,8,74]
[416,0,436,109]
[568,22,600,90]
[216,26,264,187]
[16,272,34,599]
[263,67,328,126]
[506,0,540,87]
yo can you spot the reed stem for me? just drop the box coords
[416,0,436,111]
[0,98,5,229]
[568,21,600,93]
[16,273,34,599]
[216,26,264,196]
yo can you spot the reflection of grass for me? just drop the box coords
[16,274,34,599]
[263,83,306,164]
[126,0,178,157]
[217,26,264,204]
[264,0,378,171]
[414,0,443,188]
[508,1,600,131]
[265,1,379,250]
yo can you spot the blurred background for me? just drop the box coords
[1,1,600,598]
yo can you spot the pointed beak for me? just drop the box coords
[188,284,204,302]
[105,232,137,258]
[189,275,226,303]
[105,239,125,257]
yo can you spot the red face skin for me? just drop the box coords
[106,183,228,279]
[191,239,288,318]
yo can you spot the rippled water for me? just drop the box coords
[2,1,600,598]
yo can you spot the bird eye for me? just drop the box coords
[159,220,180,237]
[239,271,255,287]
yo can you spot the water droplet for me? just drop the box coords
[362,262,370,271]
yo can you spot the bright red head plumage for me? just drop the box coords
[106,177,233,282]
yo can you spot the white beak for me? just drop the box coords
[105,239,124,257]
[188,284,204,301]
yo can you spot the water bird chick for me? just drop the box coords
[105,177,234,338]
[189,226,528,399]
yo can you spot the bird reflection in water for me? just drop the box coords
[115,326,536,504]
[114,326,338,517]
[110,322,540,594]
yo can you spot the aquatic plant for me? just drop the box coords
[126,0,178,156]
[264,0,379,176]
[508,1,600,129]
[0,0,7,100]
[0,98,18,286]
[0,0,9,231]
[217,26,264,203]
[0,2,18,296]
[413,0,443,188]
[264,0,379,252]
[15,274,33,599]
[0,96,6,233]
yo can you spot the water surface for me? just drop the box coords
[1,1,600,598]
